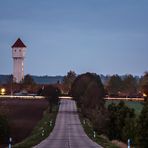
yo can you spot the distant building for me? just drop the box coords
[11,38,26,83]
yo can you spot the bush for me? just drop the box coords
[107,101,136,143]
[137,101,148,148]
[39,85,60,112]
[0,115,9,144]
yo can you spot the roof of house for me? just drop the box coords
[11,38,26,48]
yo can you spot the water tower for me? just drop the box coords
[11,38,26,83]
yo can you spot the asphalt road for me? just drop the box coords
[34,99,102,148]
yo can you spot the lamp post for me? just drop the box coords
[0,88,6,95]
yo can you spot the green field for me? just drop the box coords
[105,100,143,115]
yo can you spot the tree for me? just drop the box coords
[22,74,35,85]
[137,102,148,148]
[107,75,124,97]
[122,117,137,145]
[63,70,76,93]
[107,101,135,141]
[122,74,137,97]
[71,73,108,134]
[7,75,13,84]
[4,75,13,95]
[71,72,105,108]
[140,72,148,101]
[40,85,60,112]
[20,74,37,93]
[83,82,104,108]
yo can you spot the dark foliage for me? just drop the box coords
[106,75,124,97]
[71,72,108,134]
[140,72,148,101]
[137,101,148,148]
[71,72,105,106]
[22,74,36,85]
[0,115,9,144]
[107,101,136,143]
[63,70,76,94]
[122,74,138,97]
[39,85,61,112]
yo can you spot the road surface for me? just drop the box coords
[34,99,102,148]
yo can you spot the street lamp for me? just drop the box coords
[0,88,6,95]
[143,93,147,97]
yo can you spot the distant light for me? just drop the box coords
[143,93,147,97]
[59,96,73,99]
[0,88,6,95]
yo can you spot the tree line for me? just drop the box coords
[63,71,148,99]
[105,73,148,98]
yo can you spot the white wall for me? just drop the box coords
[12,47,25,83]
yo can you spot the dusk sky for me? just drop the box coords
[0,0,148,76]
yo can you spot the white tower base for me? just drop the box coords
[13,58,24,83]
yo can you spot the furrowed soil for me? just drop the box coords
[0,98,48,146]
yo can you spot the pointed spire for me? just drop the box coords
[11,38,26,48]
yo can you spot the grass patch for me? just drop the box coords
[105,100,143,115]
[78,112,119,148]
[12,105,59,148]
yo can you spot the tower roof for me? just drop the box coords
[11,38,26,48]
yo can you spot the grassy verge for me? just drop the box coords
[105,100,143,115]
[12,105,59,148]
[78,112,119,148]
